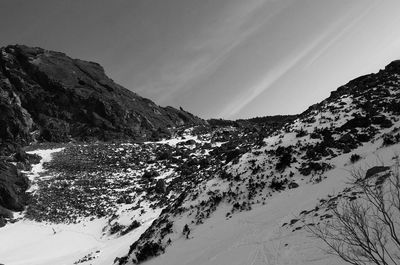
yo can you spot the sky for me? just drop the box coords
[1,0,400,119]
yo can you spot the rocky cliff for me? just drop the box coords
[0,45,204,154]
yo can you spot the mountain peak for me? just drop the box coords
[0,45,204,154]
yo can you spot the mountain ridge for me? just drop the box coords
[0,44,205,154]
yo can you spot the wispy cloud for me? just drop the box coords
[217,27,341,118]
[146,0,289,105]
[304,1,377,68]
[218,0,378,118]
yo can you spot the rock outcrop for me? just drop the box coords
[0,74,33,155]
[0,160,29,212]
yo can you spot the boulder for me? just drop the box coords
[288,182,299,189]
[0,216,6,228]
[340,116,370,130]
[155,179,167,194]
[365,166,390,179]
[371,115,393,128]
[0,160,29,211]
[339,133,354,144]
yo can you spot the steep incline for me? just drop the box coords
[0,45,204,154]
[120,60,400,264]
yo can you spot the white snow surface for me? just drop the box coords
[0,148,162,265]
[25,148,64,192]
[135,143,400,265]
[0,216,158,265]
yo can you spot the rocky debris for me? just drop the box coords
[74,250,100,264]
[0,45,204,155]
[24,118,278,223]
[208,115,297,138]
[24,127,220,223]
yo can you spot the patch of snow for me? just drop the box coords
[24,148,64,192]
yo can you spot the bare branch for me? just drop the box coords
[308,164,400,265]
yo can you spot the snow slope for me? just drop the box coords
[123,68,400,264]
[135,142,400,265]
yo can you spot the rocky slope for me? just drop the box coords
[0,45,204,154]
[0,44,205,219]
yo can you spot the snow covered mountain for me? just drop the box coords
[118,60,400,264]
[1,59,400,265]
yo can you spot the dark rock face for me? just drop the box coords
[0,45,204,152]
[0,75,33,155]
[0,160,29,212]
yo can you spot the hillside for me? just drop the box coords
[1,59,400,265]
[119,60,400,264]
[0,45,204,155]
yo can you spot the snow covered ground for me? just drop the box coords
[0,148,162,265]
[0,215,158,265]
[132,142,400,265]
[1,142,399,265]
[25,148,65,192]
[131,91,400,264]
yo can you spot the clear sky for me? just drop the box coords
[1,0,400,119]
